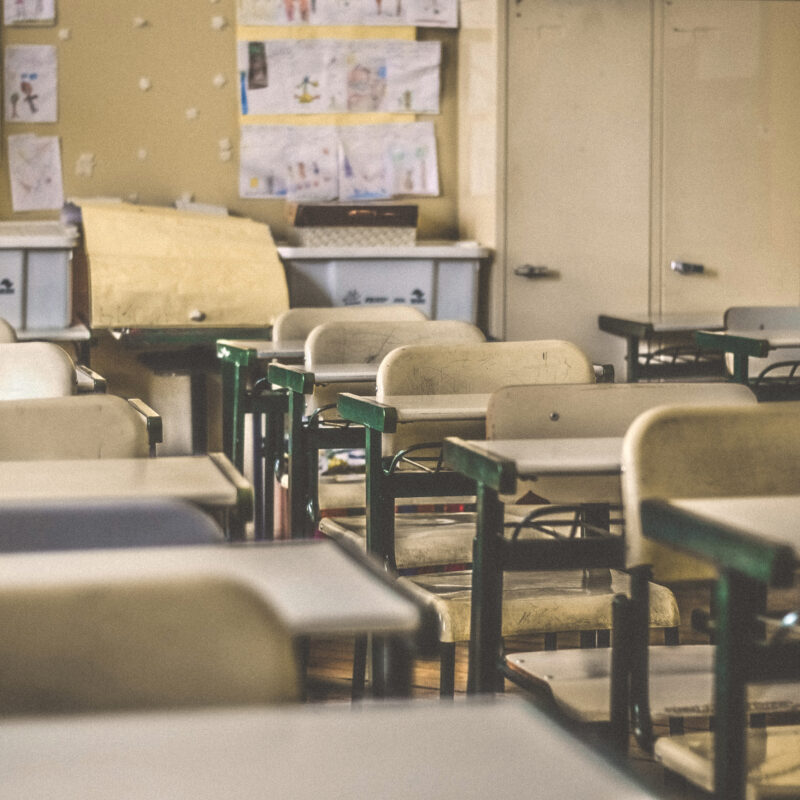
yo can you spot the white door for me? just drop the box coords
[656,0,800,313]
[504,0,800,373]
[504,0,653,372]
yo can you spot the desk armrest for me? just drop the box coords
[127,398,163,456]
[338,393,398,432]
[75,365,107,394]
[268,362,314,394]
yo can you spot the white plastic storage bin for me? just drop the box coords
[0,222,78,331]
[277,243,489,323]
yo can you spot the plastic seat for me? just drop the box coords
[0,393,161,459]
[619,401,800,793]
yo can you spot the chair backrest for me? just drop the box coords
[487,381,756,511]
[306,319,485,368]
[0,394,154,460]
[0,569,300,714]
[0,318,18,343]
[488,381,756,439]
[378,340,595,454]
[272,305,427,344]
[0,498,224,551]
[724,305,800,330]
[0,341,76,399]
[622,400,800,582]
[305,319,485,412]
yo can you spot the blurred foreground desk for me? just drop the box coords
[0,699,658,799]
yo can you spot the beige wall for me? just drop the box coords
[0,1,459,242]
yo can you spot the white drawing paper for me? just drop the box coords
[237,0,457,28]
[4,0,56,25]
[4,44,57,122]
[240,121,438,201]
[7,133,64,211]
[238,39,440,115]
[240,124,339,201]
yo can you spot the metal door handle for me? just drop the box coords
[514,264,555,278]
[670,260,704,275]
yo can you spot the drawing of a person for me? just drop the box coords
[21,80,38,114]
[9,92,19,118]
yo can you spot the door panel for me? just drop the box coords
[504,0,652,371]
[658,0,800,313]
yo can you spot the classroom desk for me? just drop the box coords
[0,538,431,697]
[216,339,305,539]
[0,699,657,800]
[337,393,489,570]
[598,312,724,382]
[640,495,799,800]
[17,321,92,365]
[695,328,800,385]
[268,362,381,538]
[442,436,625,695]
[0,453,252,541]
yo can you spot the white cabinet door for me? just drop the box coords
[657,0,800,313]
[503,0,652,371]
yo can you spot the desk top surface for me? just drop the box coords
[599,312,724,336]
[699,328,800,348]
[0,700,655,799]
[459,437,623,478]
[0,540,419,637]
[669,495,800,555]
[382,393,490,421]
[0,455,242,508]
[217,338,305,359]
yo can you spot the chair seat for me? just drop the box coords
[654,724,800,798]
[406,568,679,644]
[320,512,480,570]
[506,645,800,722]
[319,507,538,570]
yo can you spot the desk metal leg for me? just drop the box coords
[625,335,641,383]
[467,484,505,695]
[713,570,759,800]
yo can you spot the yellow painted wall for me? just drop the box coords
[0,0,458,242]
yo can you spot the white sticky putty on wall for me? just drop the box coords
[75,153,96,177]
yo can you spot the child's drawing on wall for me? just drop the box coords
[3,0,55,25]
[3,44,57,122]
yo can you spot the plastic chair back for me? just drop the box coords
[272,304,426,344]
[0,341,76,399]
[622,400,800,582]
[0,394,153,460]
[0,318,18,343]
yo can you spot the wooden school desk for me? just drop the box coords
[337,392,490,569]
[598,312,723,382]
[267,362,380,538]
[217,339,305,538]
[0,699,659,799]
[640,495,800,800]
[695,328,800,384]
[442,435,626,695]
[0,453,252,540]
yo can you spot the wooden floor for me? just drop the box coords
[304,580,800,799]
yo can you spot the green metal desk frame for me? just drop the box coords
[640,498,797,800]
[694,329,772,385]
[217,340,289,540]
[267,364,364,539]
[442,437,621,698]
